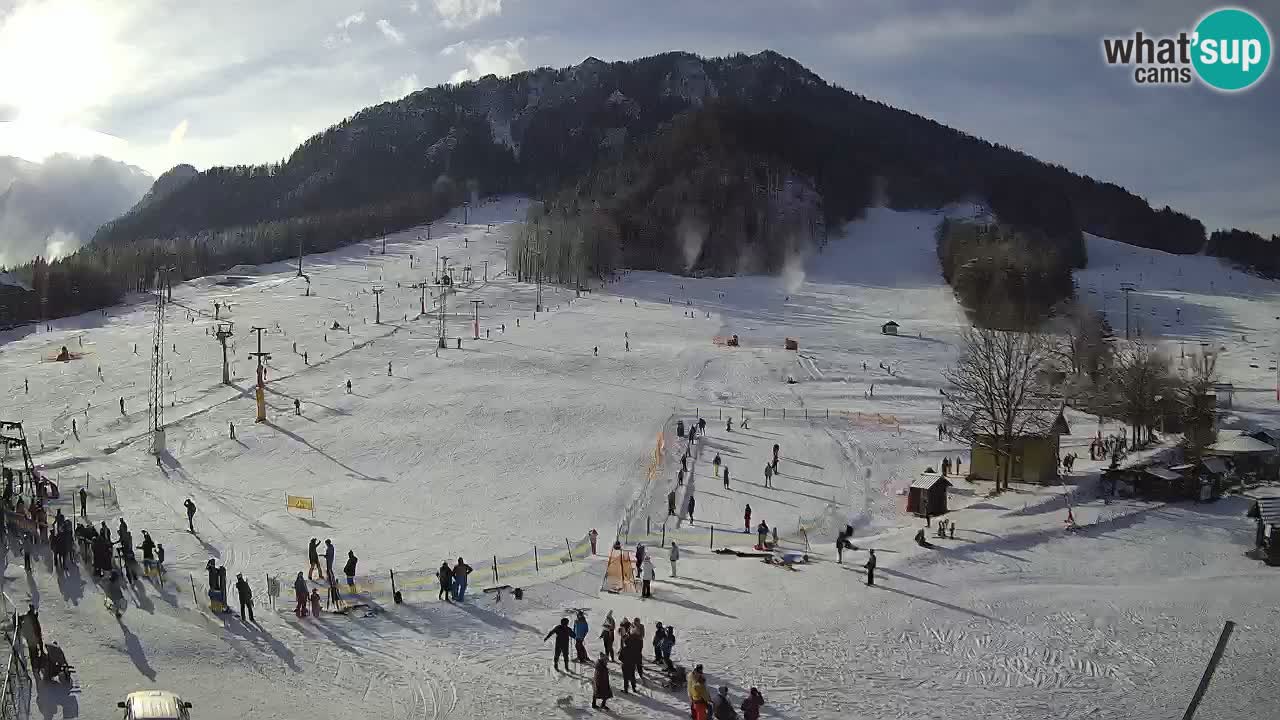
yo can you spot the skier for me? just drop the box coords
[573,611,590,663]
[307,538,323,580]
[71,418,77,440]
[345,380,352,394]
[543,617,574,671]
[184,498,196,533]
[344,550,358,588]
[437,562,453,601]
[293,572,309,617]
[324,539,336,579]
[669,541,680,577]
[600,616,616,662]
[235,573,255,623]
[763,462,773,488]
[864,549,877,586]
[713,687,738,720]
[452,557,472,601]
[592,652,614,709]
[294,399,301,416]
[744,504,752,532]
[641,556,655,598]
[668,489,678,516]
[713,454,722,478]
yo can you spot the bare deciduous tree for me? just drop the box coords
[1103,342,1173,445]
[1178,351,1219,460]
[942,327,1059,492]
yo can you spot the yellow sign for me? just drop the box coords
[286,495,315,512]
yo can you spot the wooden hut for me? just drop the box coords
[1245,492,1280,565]
[906,473,951,517]
[881,321,899,336]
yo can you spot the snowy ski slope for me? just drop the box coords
[2,199,1276,719]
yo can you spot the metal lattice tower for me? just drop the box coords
[147,269,169,438]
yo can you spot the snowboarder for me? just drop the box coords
[641,556,655,598]
[235,573,254,623]
[864,549,877,586]
[344,550,358,588]
[592,653,613,709]
[307,538,323,580]
[668,489,678,516]
[573,611,590,663]
[437,562,453,601]
[452,557,472,601]
[293,572,309,617]
[324,539,336,579]
[544,617,574,671]
[713,454,722,478]
[744,504,752,532]
[184,498,196,532]
[387,361,392,376]
[669,541,679,577]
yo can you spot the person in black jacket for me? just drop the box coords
[235,573,255,623]
[183,499,196,533]
[544,617,574,671]
[343,551,358,588]
[592,653,613,710]
[864,549,877,586]
[619,630,641,692]
[437,562,453,601]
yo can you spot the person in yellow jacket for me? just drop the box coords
[687,664,711,720]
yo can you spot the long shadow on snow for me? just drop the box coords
[263,421,390,483]
[121,622,157,681]
[221,613,301,671]
[34,676,78,720]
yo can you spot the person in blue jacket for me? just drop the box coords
[573,611,590,663]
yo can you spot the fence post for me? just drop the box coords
[190,574,198,607]
[492,555,498,584]
[566,538,574,562]
[826,409,829,418]
[390,569,397,598]
[740,407,744,420]
[534,547,539,572]
[661,521,666,548]
[763,408,766,418]
[805,409,808,419]
[783,409,786,419]
[718,408,722,419]
[709,526,714,549]
[646,517,650,534]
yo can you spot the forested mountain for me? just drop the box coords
[2,50,1247,324]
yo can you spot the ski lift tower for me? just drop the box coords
[148,266,174,456]
[437,265,452,349]
[0,421,37,484]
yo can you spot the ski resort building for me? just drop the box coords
[967,413,1069,485]
[906,472,951,516]
[881,320,899,335]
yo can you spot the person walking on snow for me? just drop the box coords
[184,498,196,533]
[544,617,574,671]
[592,652,614,709]
[343,550,358,588]
[641,556,656,598]
[763,462,773,488]
[686,494,696,524]
[713,454,722,478]
[713,686,738,720]
[723,465,730,489]
[652,622,665,662]
[573,611,590,663]
[634,543,646,579]
[589,528,599,555]
[235,573,255,623]
[307,538,323,580]
[864,549,877,586]
[772,444,780,471]
[324,539,336,579]
[726,417,732,433]
[688,665,711,720]
[293,572,309,617]
[741,688,766,720]
[756,521,770,550]
[437,562,453,601]
[600,616,616,662]
[744,504,752,532]
[669,542,680,577]
[668,489,678,515]
[452,557,472,601]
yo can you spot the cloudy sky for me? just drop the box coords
[1,0,1276,236]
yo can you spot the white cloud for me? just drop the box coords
[324,10,367,47]
[376,18,405,44]
[168,118,189,146]
[443,38,526,83]
[382,73,420,101]
[433,0,502,29]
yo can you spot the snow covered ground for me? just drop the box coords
[1,198,1277,719]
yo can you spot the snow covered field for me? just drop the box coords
[2,198,1277,719]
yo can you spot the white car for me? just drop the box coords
[117,690,194,720]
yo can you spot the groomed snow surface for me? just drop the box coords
[3,199,1277,719]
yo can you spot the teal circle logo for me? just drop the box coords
[1192,8,1272,91]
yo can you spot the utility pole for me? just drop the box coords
[248,327,271,423]
[372,286,384,324]
[297,233,304,277]
[1120,284,1136,340]
[215,323,234,384]
[412,282,428,316]
[471,300,483,339]
[483,260,488,282]
[437,284,448,348]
